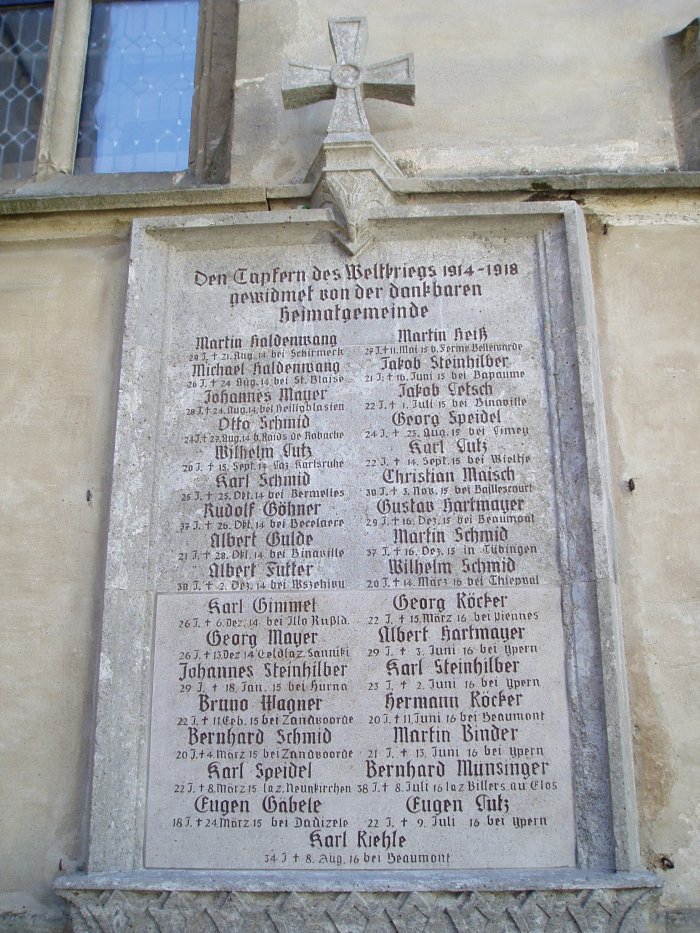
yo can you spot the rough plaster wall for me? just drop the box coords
[231,0,699,184]
[0,233,128,927]
[591,222,700,912]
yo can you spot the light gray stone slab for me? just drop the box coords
[58,201,652,926]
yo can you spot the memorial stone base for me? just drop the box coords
[57,872,660,933]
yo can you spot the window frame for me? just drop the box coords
[0,0,236,189]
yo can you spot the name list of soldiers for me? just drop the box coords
[145,238,576,870]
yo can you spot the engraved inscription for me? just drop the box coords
[144,239,576,870]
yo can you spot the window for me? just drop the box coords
[0,1,53,180]
[75,0,198,174]
[0,0,236,185]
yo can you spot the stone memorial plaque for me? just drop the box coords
[81,203,637,892]
[131,217,580,870]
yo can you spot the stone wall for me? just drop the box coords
[591,214,700,921]
[0,1,699,930]
[231,0,697,183]
[0,225,128,930]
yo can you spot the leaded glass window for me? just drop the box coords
[75,0,198,174]
[0,1,53,181]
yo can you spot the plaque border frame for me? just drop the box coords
[60,201,650,902]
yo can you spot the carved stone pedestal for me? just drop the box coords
[57,871,660,933]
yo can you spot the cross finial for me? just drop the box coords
[282,17,415,139]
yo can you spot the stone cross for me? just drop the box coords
[282,17,414,138]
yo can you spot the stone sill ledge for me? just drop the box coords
[0,173,268,216]
[270,171,700,201]
[0,171,699,217]
[55,868,661,894]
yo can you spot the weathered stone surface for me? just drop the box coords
[72,200,636,890]
[589,222,700,915]
[282,17,414,140]
[665,18,700,169]
[0,234,129,931]
[60,885,659,933]
[1,2,699,929]
[232,0,686,184]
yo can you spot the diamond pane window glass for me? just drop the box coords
[0,3,53,181]
[75,0,198,174]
